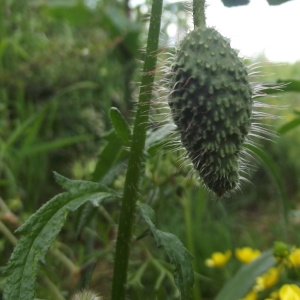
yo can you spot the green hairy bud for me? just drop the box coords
[71,290,102,300]
[168,27,253,196]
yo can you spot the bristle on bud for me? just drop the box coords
[168,27,253,196]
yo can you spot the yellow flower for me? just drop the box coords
[255,267,280,291]
[205,250,231,268]
[289,248,300,267]
[279,284,300,300]
[235,247,261,264]
[240,289,258,300]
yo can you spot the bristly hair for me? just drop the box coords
[147,26,284,199]
[71,289,102,300]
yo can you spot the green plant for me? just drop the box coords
[204,242,300,300]
[3,0,194,299]
[2,0,300,300]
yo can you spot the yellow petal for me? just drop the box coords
[235,247,261,264]
[255,267,280,291]
[279,284,300,300]
[240,289,258,300]
[289,248,300,267]
[205,250,231,268]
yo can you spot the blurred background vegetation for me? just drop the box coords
[1,0,300,299]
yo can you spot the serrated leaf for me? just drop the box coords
[215,250,275,300]
[54,171,113,194]
[109,107,132,147]
[3,174,116,300]
[139,203,194,300]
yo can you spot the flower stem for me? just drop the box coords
[110,0,163,299]
[40,272,65,300]
[0,220,17,245]
[193,0,206,28]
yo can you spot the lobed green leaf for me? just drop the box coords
[139,203,194,300]
[3,173,116,300]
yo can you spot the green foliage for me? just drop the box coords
[4,173,116,300]
[215,250,275,300]
[139,203,194,300]
[109,107,132,147]
[44,1,93,26]
[278,116,300,134]
[1,0,300,299]
[244,144,287,204]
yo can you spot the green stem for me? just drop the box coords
[182,193,202,300]
[49,247,78,274]
[193,0,206,28]
[0,220,18,245]
[111,0,163,299]
[40,272,65,300]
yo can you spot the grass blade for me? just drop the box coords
[278,117,300,135]
[215,250,275,300]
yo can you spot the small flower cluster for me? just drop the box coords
[205,243,300,300]
[205,247,261,268]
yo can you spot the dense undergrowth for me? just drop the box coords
[1,0,300,299]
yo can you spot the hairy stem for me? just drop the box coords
[193,0,206,28]
[111,0,163,299]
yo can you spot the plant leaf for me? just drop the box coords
[102,6,141,57]
[44,2,92,26]
[109,107,132,147]
[3,173,116,300]
[139,203,194,300]
[92,130,128,182]
[244,143,287,203]
[263,79,300,94]
[278,117,300,135]
[54,171,113,194]
[215,250,275,300]
[19,135,90,157]
[146,123,176,156]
